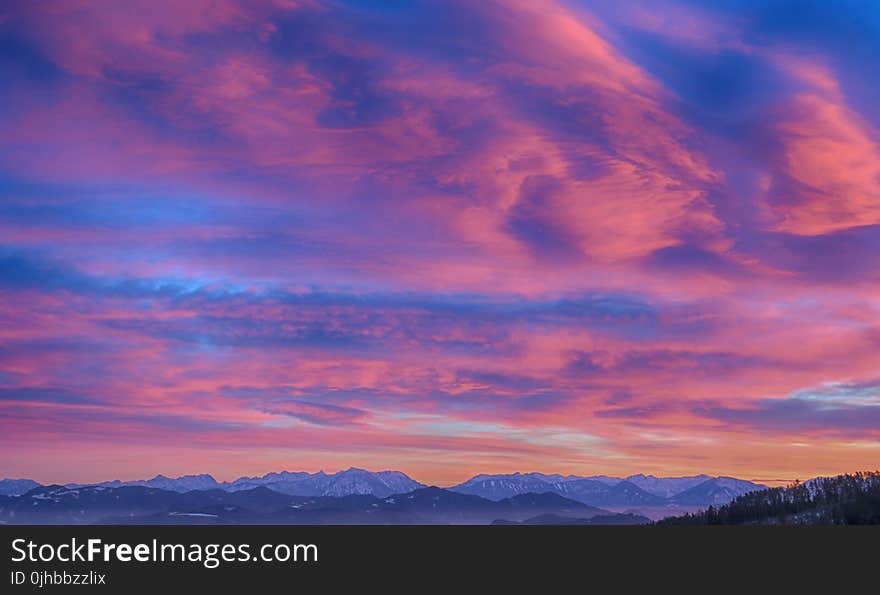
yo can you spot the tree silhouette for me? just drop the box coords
[659,471,880,525]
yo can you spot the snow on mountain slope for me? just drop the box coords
[0,478,41,496]
[225,468,425,498]
[68,474,220,493]
[451,474,663,506]
[449,473,557,500]
[625,474,712,498]
[223,471,312,492]
[374,470,424,494]
[62,469,423,498]
[582,475,624,486]
[671,477,766,505]
[44,469,766,506]
[451,473,763,507]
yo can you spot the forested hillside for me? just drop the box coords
[660,472,880,525]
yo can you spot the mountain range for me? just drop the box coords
[6,470,876,525]
[91,469,764,507]
[447,472,763,509]
[0,468,766,524]
[0,469,766,519]
[58,468,422,498]
[0,478,40,496]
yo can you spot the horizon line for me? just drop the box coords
[6,467,846,488]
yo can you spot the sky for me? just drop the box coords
[1,0,879,486]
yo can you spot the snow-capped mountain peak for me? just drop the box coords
[624,474,713,498]
[10,469,767,506]
[450,472,765,507]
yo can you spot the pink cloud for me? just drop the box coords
[769,73,880,234]
[2,0,880,485]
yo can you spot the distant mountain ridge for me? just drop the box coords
[0,478,41,497]
[448,472,764,508]
[8,470,877,524]
[223,468,423,498]
[64,468,425,498]
[625,474,712,498]
[68,474,220,493]
[5,469,765,508]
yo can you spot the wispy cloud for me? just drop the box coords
[2,0,880,484]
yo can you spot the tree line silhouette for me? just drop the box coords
[659,471,880,525]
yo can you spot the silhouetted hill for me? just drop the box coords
[492,512,651,525]
[0,484,614,525]
[660,471,880,525]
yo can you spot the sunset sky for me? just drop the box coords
[1,0,879,486]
